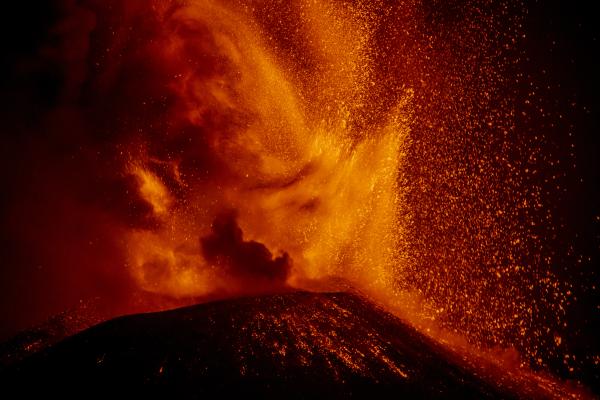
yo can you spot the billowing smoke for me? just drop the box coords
[201,211,291,287]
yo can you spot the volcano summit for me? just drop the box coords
[2,291,581,399]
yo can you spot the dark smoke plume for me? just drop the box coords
[201,211,291,286]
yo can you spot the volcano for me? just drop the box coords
[1,291,577,399]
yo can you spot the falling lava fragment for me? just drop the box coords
[2,291,581,399]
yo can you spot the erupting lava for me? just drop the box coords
[1,0,597,394]
[110,0,570,372]
[120,0,410,302]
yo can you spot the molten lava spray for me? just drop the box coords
[1,0,597,390]
[120,0,412,301]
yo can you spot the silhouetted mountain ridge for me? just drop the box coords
[1,291,579,398]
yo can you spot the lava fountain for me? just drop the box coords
[122,0,412,301]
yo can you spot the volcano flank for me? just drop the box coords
[1,291,576,399]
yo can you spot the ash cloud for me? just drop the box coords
[201,211,291,286]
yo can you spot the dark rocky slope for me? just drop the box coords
[2,291,570,398]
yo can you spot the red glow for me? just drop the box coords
[0,0,597,396]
